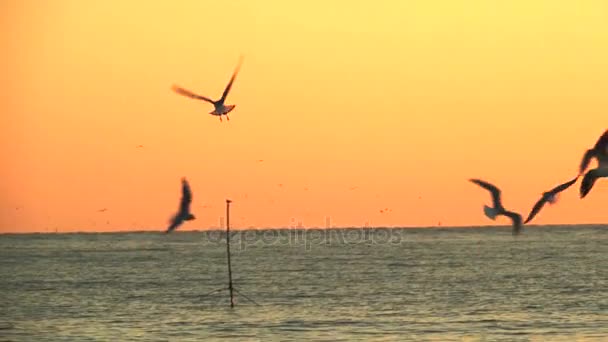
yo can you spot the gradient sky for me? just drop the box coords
[2,0,607,232]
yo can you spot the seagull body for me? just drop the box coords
[166,178,195,233]
[579,129,608,198]
[524,176,578,224]
[470,179,523,235]
[172,56,243,122]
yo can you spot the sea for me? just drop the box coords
[1,226,607,341]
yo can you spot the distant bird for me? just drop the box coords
[165,178,196,233]
[172,56,243,122]
[524,176,578,224]
[580,129,608,198]
[97,208,108,213]
[469,179,523,235]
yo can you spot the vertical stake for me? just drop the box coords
[226,199,234,308]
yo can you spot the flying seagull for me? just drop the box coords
[165,178,196,233]
[580,129,608,198]
[172,56,244,122]
[524,176,578,224]
[469,178,523,235]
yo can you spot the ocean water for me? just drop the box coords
[1,226,607,341]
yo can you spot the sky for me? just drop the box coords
[2,0,607,233]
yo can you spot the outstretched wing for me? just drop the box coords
[172,85,215,104]
[580,170,598,199]
[219,56,244,103]
[593,129,608,151]
[180,178,193,214]
[470,178,502,209]
[524,197,547,224]
[504,211,523,235]
[550,176,579,194]
[165,214,183,234]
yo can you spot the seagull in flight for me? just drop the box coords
[470,179,523,235]
[172,56,243,122]
[580,129,608,198]
[524,176,578,224]
[165,178,196,233]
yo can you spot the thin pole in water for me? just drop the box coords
[226,199,234,308]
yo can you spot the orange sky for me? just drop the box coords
[2,0,607,233]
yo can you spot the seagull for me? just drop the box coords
[172,56,243,122]
[165,178,196,233]
[469,179,523,235]
[524,176,578,224]
[580,129,608,198]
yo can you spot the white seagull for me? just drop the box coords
[470,178,523,235]
[172,56,243,122]
[165,178,195,233]
[580,129,608,198]
[524,176,578,224]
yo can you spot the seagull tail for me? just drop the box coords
[483,205,498,220]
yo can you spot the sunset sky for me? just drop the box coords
[2,0,607,233]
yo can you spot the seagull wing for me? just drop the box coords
[504,211,523,235]
[172,85,215,104]
[219,56,243,103]
[166,214,183,234]
[550,176,579,194]
[580,169,598,199]
[179,178,193,215]
[470,179,503,209]
[524,197,547,224]
[593,129,608,151]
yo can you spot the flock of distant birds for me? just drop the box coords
[163,55,608,235]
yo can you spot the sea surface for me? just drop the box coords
[1,226,607,341]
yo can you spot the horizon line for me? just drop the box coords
[1,223,606,235]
